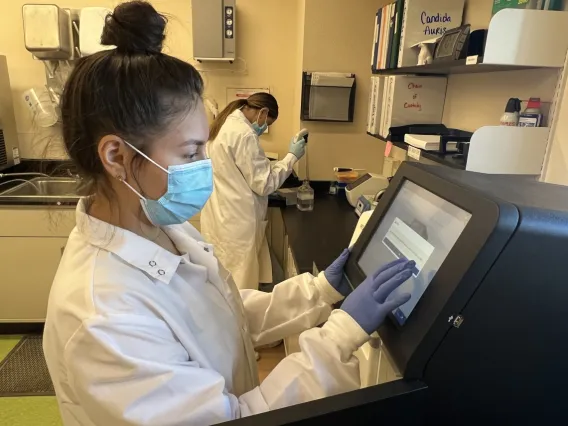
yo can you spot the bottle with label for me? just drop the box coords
[296,180,314,212]
[500,98,521,126]
[518,97,543,127]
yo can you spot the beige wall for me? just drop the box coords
[0,0,302,160]
[298,0,389,180]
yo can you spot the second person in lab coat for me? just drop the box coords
[201,93,307,290]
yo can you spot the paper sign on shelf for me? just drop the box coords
[12,147,20,165]
[466,55,479,65]
[407,145,421,161]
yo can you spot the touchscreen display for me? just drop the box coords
[358,180,471,325]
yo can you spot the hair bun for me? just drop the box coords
[101,1,166,54]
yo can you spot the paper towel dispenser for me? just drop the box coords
[192,0,236,63]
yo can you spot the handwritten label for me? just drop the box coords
[408,146,421,161]
[466,55,479,65]
[404,102,422,111]
[404,80,424,111]
[420,11,452,36]
[385,141,393,157]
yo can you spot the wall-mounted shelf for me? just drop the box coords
[369,126,550,175]
[372,59,539,76]
[374,9,568,76]
[366,132,466,170]
[467,126,549,175]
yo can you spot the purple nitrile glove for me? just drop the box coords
[324,249,352,297]
[341,258,414,334]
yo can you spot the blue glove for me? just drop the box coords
[289,136,306,159]
[341,258,414,334]
[324,249,352,297]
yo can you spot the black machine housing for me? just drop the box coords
[229,162,568,425]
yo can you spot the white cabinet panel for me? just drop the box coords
[0,237,68,321]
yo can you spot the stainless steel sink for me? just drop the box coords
[0,177,81,203]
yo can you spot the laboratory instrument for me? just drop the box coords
[333,167,365,173]
[354,195,374,217]
[0,56,20,171]
[296,129,314,212]
[349,210,373,247]
[230,161,568,425]
[191,0,236,62]
[432,24,471,63]
[345,173,389,208]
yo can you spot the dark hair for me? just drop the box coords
[209,92,278,141]
[61,1,204,197]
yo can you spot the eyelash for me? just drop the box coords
[184,153,198,160]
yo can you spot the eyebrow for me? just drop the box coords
[180,139,207,147]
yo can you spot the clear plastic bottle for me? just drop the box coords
[296,180,314,212]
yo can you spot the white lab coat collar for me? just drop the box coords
[75,198,182,285]
[229,109,256,133]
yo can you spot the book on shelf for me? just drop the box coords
[390,0,405,69]
[397,0,465,68]
[367,75,447,139]
[492,0,564,15]
[386,3,396,69]
[367,76,384,135]
[371,1,401,72]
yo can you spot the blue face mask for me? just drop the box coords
[121,141,213,226]
[251,109,268,136]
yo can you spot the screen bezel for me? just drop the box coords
[344,162,517,378]
[356,179,472,329]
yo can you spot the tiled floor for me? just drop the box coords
[0,336,286,425]
[0,336,61,426]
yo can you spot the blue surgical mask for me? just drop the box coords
[252,109,268,136]
[121,141,213,226]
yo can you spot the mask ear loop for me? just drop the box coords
[122,140,170,175]
[116,174,147,201]
[260,108,269,127]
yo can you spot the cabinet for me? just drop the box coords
[0,237,68,321]
[0,207,75,322]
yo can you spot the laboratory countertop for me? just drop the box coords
[281,191,359,274]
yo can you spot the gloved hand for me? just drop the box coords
[324,249,352,297]
[341,258,414,334]
[289,135,306,159]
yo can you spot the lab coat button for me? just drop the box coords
[158,269,165,276]
[149,261,157,267]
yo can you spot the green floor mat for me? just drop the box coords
[0,335,54,397]
[0,397,61,426]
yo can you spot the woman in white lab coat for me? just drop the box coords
[201,93,307,290]
[43,3,414,425]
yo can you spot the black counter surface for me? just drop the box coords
[281,190,359,274]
